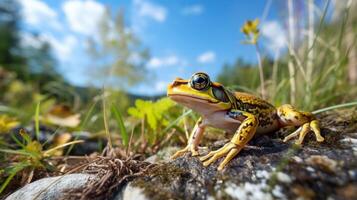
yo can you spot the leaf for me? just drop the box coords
[43,104,81,128]
[146,108,157,130]
[127,107,143,118]
[44,114,81,128]
[111,104,129,147]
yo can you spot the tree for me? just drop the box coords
[21,34,63,86]
[0,0,26,76]
[86,8,149,89]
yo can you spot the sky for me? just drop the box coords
[19,0,291,95]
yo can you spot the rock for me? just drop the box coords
[114,183,149,200]
[5,174,97,200]
[145,146,180,163]
[306,155,338,173]
[121,111,357,200]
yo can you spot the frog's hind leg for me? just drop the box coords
[277,104,324,144]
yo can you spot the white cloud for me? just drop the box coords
[20,32,45,49]
[261,21,286,52]
[148,55,181,69]
[197,51,216,64]
[41,33,78,61]
[62,0,106,36]
[20,32,77,61]
[134,0,167,22]
[19,0,62,30]
[182,5,204,16]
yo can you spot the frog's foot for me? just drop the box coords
[278,104,325,144]
[199,142,242,171]
[283,120,325,145]
[171,145,199,159]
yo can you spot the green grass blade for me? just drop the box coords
[65,101,97,155]
[312,101,357,114]
[35,102,41,141]
[0,149,36,157]
[10,133,26,149]
[111,104,129,147]
[80,101,98,130]
[0,162,30,194]
[162,110,192,134]
[0,105,22,116]
[307,0,330,53]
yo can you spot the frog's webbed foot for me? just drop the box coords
[171,145,199,159]
[278,104,325,145]
[200,142,241,171]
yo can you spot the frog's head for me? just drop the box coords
[167,72,233,115]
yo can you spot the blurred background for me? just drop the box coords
[0,1,357,194]
[0,0,356,153]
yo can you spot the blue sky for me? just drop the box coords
[19,0,294,95]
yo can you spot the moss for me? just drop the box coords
[132,163,188,200]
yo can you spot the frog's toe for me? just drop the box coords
[202,150,227,167]
[283,127,301,142]
[199,150,215,162]
[310,120,324,142]
[191,149,199,156]
[217,148,239,171]
[200,143,238,168]
[171,146,189,159]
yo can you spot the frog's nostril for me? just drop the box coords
[175,77,183,80]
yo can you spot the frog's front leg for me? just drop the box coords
[200,110,258,171]
[171,118,205,159]
[277,104,324,144]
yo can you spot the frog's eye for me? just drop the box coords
[212,86,229,102]
[190,72,211,91]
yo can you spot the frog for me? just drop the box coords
[167,72,325,171]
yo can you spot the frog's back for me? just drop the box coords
[233,92,279,134]
[233,92,276,111]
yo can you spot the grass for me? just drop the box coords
[0,128,84,195]
[111,103,129,147]
[35,102,40,141]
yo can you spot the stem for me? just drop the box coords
[102,90,113,150]
[255,44,266,99]
[287,0,296,104]
[305,0,315,109]
[271,50,280,98]
[312,101,357,114]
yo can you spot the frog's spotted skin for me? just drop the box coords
[167,72,325,171]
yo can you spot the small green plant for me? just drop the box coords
[128,97,176,146]
[0,129,82,194]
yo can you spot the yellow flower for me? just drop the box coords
[241,19,260,44]
[0,115,19,133]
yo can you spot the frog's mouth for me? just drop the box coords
[168,94,218,104]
